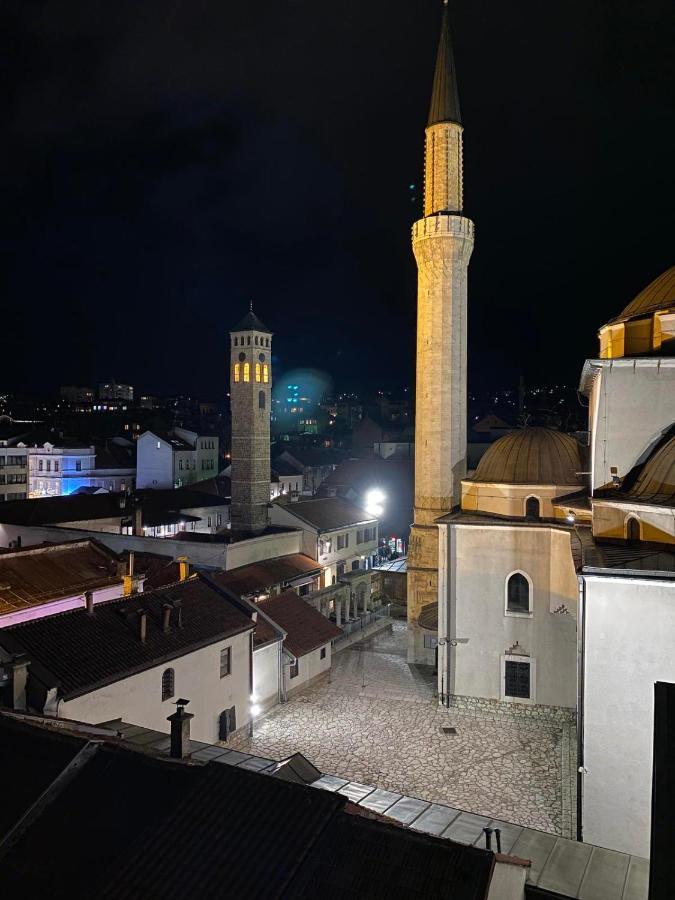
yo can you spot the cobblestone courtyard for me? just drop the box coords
[237,623,575,836]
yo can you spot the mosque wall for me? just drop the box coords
[592,499,675,544]
[581,574,675,857]
[441,523,577,710]
[586,358,675,491]
[461,481,582,520]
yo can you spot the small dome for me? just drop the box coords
[472,428,583,486]
[607,265,675,326]
[625,430,675,504]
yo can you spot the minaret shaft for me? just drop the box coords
[407,3,474,664]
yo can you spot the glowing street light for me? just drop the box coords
[365,489,385,518]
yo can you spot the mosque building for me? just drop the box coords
[409,3,675,858]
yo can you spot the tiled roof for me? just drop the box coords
[276,497,376,532]
[258,590,342,658]
[578,529,675,576]
[210,554,321,598]
[0,539,122,616]
[125,552,181,590]
[0,575,254,699]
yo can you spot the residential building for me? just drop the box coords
[136,427,218,489]
[26,439,135,498]
[0,574,256,744]
[270,458,304,499]
[0,539,132,627]
[59,385,95,403]
[98,381,134,401]
[257,590,342,698]
[0,447,28,502]
[274,447,344,496]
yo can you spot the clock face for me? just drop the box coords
[259,353,265,362]
[239,352,246,362]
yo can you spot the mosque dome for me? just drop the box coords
[607,266,675,326]
[624,430,675,504]
[599,266,675,359]
[472,428,583,486]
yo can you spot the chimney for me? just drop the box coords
[85,590,94,615]
[162,603,172,633]
[138,609,147,643]
[10,654,30,711]
[178,557,190,581]
[133,505,143,537]
[168,698,194,759]
[123,551,136,596]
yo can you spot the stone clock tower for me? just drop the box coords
[229,305,273,535]
[407,1,474,662]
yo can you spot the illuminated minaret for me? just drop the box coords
[407,1,474,662]
[229,305,272,535]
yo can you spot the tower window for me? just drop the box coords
[234,363,240,383]
[255,362,262,382]
[506,572,531,614]
[263,364,269,384]
[255,335,259,345]
[265,338,269,347]
[234,337,238,346]
[247,336,251,345]
[259,391,266,409]
[243,362,250,382]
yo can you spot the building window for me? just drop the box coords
[75,460,82,471]
[351,560,360,571]
[255,362,262,382]
[220,647,231,678]
[259,391,266,410]
[263,364,269,383]
[234,337,238,346]
[506,572,531,615]
[626,517,641,542]
[504,659,532,700]
[247,336,251,345]
[234,363,241,382]
[525,496,541,520]
[243,362,250,383]
[46,460,51,472]
[320,647,326,660]
[54,461,59,472]
[337,534,346,550]
[179,459,183,470]
[289,659,299,679]
[337,562,345,576]
[38,459,43,472]
[161,668,175,701]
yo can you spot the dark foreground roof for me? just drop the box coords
[276,497,376,531]
[578,529,675,577]
[258,590,343,657]
[0,715,495,900]
[0,575,254,700]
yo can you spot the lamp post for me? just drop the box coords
[437,637,469,707]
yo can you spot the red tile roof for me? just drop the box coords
[257,590,342,658]
[210,554,321,598]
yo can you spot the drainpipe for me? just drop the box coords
[577,574,590,815]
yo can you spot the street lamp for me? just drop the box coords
[437,637,469,707]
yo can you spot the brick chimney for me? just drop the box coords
[168,698,194,759]
[178,556,190,581]
[123,551,136,596]
[84,590,94,615]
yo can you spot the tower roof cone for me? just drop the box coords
[231,302,272,334]
[428,1,462,127]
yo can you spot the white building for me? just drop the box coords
[0,448,28,502]
[26,440,135,498]
[270,497,379,583]
[137,428,218,490]
[0,574,255,745]
[99,381,134,402]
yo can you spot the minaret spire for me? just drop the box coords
[428,0,461,127]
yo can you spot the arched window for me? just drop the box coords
[233,363,240,383]
[626,517,641,542]
[233,337,238,346]
[506,573,531,614]
[259,391,266,410]
[263,364,269,384]
[247,335,251,345]
[525,497,540,520]
[243,362,250,383]
[265,338,269,347]
[255,362,262,382]
[255,335,259,345]
[161,668,175,701]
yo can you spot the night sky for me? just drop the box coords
[2,0,673,399]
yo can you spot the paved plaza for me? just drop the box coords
[237,623,575,836]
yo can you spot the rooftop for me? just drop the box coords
[210,553,321,598]
[0,539,122,617]
[595,425,675,507]
[607,265,675,326]
[258,590,343,658]
[0,575,254,699]
[578,529,675,578]
[231,308,272,334]
[275,497,376,532]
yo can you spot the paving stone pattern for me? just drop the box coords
[236,623,574,835]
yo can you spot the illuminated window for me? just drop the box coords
[234,363,240,382]
[255,362,261,382]
[243,362,250,382]
[263,364,269,383]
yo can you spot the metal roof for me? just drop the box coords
[471,428,583,486]
[606,265,675,326]
[428,1,462,127]
[231,308,272,334]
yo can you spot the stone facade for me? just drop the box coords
[230,323,272,534]
[407,123,474,662]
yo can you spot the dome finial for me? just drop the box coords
[428,0,461,126]
[249,299,253,312]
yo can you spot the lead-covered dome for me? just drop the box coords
[607,266,675,326]
[472,427,583,486]
[625,430,675,504]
